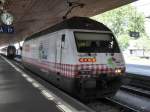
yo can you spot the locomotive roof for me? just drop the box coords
[25,17,112,41]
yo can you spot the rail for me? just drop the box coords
[124,73,150,91]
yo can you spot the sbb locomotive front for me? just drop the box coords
[22,17,125,99]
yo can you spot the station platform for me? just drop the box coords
[126,64,150,76]
[0,55,94,112]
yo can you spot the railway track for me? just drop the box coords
[106,97,140,112]
[87,87,150,112]
[121,85,150,98]
[87,76,150,112]
[125,73,150,91]
[87,97,140,112]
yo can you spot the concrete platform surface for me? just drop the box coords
[0,55,94,112]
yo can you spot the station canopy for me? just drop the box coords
[0,0,136,45]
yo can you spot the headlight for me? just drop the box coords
[115,69,122,74]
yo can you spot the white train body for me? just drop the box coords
[1,46,16,59]
[22,17,125,99]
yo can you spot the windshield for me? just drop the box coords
[74,32,120,53]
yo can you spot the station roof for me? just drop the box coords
[0,0,136,46]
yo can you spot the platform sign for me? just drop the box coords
[129,31,140,39]
[0,25,14,33]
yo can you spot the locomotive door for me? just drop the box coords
[56,34,65,64]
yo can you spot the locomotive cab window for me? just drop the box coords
[74,32,120,53]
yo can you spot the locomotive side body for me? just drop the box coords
[23,30,77,92]
[22,17,125,99]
